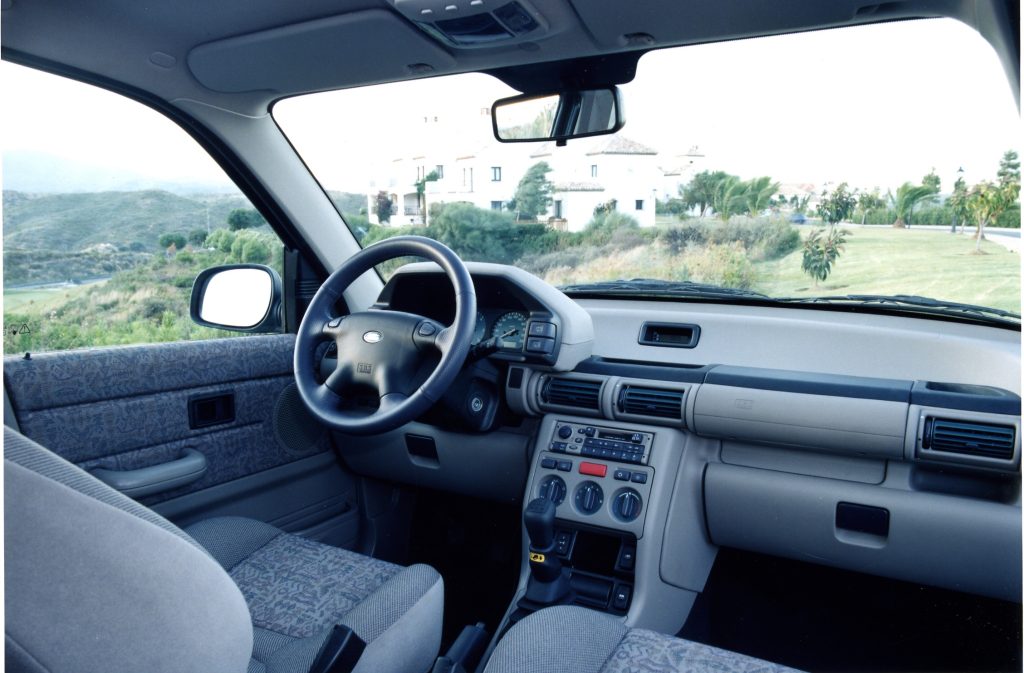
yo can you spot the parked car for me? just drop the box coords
[3,1,1020,673]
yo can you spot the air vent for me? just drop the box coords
[923,418,1016,461]
[618,385,684,419]
[542,377,602,410]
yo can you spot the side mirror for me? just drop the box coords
[190,265,283,332]
[492,87,625,145]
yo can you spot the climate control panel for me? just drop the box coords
[533,448,654,536]
[549,420,654,465]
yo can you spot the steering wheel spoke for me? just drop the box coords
[322,315,347,338]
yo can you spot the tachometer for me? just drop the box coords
[491,311,528,351]
[472,313,488,344]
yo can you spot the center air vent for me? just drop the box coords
[618,386,684,419]
[923,418,1016,461]
[542,377,602,410]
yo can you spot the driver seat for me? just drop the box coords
[3,427,443,673]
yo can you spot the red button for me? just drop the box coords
[579,462,607,478]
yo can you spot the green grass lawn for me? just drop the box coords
[756,227,1021,313]
[3,282,99,312]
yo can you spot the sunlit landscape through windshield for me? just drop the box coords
[276,18,1021,315]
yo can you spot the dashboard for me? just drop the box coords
[338,261,1021,635]
[379,262,595,370]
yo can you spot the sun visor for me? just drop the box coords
[188,9,456,94]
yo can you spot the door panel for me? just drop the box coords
[3,334,357,541]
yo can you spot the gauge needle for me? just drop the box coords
[501,328,518,339]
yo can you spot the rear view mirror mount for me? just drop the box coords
[492,87,624,146]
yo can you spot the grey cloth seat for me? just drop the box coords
[3,427,443,673]
[484,606,801,673]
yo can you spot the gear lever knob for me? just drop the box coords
[524,497,556,550]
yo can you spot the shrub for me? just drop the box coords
[679,243,756,290]
[241,238,271,264]
[206,228,235,253]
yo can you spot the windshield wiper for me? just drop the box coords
[774,294,1021,324]
[559,278,769,299]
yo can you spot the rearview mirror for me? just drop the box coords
[492,87,625,145]
[190,265,283,332]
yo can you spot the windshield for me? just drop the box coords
[275,19,1021,318]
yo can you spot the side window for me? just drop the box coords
[2,63,284,355]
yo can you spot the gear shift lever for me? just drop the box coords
[523,497,571,603]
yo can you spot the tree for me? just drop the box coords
[188,228,208,247]
[801,226,849,288]
[414,169,439,219]
[512,161,554,221]
[227,208,266,231]
[856,188,886,224]
[922,169,941,193]
[997,150,1019,186]
[157,232,187,251]
[889,181,939,227]
[711,175,747,221]
[680,170,730,217]
[968,174,1020,251]
[374,191,394,224]
[743,176,780,218]
[816,182,857,227]
[947,176,970,233]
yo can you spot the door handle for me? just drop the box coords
[91,449,207,498]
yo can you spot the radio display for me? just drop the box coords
[599,430,636,443]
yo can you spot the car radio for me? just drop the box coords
[547,421,653,465]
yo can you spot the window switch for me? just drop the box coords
[617,546,636,571]
[612,584,631,611]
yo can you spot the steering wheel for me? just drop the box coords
[294,236,476,435]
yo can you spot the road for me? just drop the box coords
[846,223,1020,253]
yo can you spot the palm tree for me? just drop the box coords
[889,182,938,228]
[743,176,780,218]
[712,175,748,221]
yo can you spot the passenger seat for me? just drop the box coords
[483,605,800,673]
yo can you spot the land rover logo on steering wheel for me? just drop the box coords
[362,331,382,344]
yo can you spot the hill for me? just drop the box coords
[2,189,252,253]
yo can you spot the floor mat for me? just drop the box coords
[680,548,1021,673]
[406,488,522,650]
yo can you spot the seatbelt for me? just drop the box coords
[310,625,366,673]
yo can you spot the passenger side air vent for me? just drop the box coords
[541,377,602,410]
[923,418,1016,461]
[618,386,684,419]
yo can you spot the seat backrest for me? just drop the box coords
[4,427,253,673]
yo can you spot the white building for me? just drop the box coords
[368,113,667,231]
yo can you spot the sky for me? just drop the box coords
[2,18,1020,196]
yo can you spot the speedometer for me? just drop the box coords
[491,311,528,351]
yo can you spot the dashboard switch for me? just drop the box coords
[556,460,572,472]
[579,462,607,477]
[540,458,557,469]
[630,472,648,484]
[614,468,632,481]
[526,336,555,354]
[527,321,556,338]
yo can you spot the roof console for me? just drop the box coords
[389,0,548,48]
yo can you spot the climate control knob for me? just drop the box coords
[538,475,567,505]
[612,489,643,522]
[574,481,604,515]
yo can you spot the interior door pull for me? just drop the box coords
[91,449,207,498]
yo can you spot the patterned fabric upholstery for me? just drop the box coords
[5,427,441,673]
[484,606,802,673]
[185,516,443,673]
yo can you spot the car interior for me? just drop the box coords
[2,1,1021,673]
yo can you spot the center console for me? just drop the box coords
[497,413,715,638]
